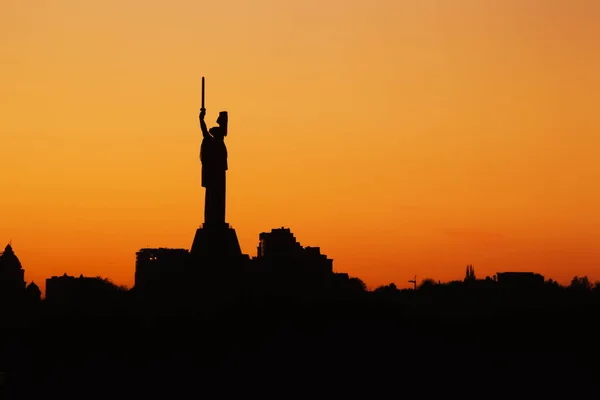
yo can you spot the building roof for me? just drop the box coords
[0,243,23,272]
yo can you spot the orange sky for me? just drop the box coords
[1,0,599,292]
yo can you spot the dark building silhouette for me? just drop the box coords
[25,281,41,302]
[254,227,334,287]
[46,273,90,304]
[257,227,303,259]
[45,273,125,308]
[0,243,26,303]
[496,272,545,289]
[304,246,332,273]
[134,248,189,293]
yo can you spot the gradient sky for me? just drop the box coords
[2,0,599,292]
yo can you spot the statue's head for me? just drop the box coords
[216,111,228,136]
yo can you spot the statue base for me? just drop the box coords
[190,222,243,260]
[188,222,249,305]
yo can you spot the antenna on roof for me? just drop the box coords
[408,275,417,290]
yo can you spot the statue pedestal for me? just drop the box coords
[188,223,249,306]
[190,222,242,261]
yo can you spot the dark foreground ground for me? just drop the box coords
[1,294,599,397]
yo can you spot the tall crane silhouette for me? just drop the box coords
[408,275,417,290]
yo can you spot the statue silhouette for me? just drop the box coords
[199,108,228,225]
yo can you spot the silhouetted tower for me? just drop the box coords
[0,243,26,301]
[464,265,476,282]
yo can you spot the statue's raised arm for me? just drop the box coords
[199,108,210,138]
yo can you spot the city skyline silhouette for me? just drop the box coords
[2,3,600,394]
[2,2,600,291]
[4,83,598,295]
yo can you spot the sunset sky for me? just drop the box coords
[2,0,599,292]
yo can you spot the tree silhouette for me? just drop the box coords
[348,277,367,291]
[418,278,437,290]
[570,276,592,291]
